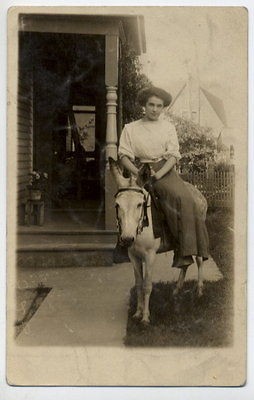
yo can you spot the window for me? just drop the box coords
[72,105,96,153]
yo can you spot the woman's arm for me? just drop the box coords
[120,156,139,176]
[153,122,180,181]
[153,156,177,181]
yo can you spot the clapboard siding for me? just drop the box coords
[18,121,32,131]
[18,144,32,154]
[18,138,32,146]
[18,168,30,177]
[17,71,33,206]
[18,160,31,169]
[18,116,33,127]
[17,129,33,139]
[18,153,33,162]
[18,102,33,113]
[17,98,32,108]
[17,190,27,202]
[18,109,32,119]
[18,175,30,185]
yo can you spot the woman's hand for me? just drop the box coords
[120,156,139,176]
[153,156,177,180]
[149,168,160,182]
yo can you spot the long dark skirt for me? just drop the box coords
[152,163,209,267]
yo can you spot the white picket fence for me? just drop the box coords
[180,170,235,208]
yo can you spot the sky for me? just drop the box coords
[138,7,247,136]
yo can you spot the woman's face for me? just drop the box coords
[144,96,164,121]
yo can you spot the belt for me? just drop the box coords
[147,159,166,173]
[139,156,164,164]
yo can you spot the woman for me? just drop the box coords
[118,86,209,268]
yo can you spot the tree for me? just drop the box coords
[120,43,152,125]
[165,112,217,172]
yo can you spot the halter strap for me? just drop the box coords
[114,187,149,233]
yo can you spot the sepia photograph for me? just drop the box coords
[6,5,248,388]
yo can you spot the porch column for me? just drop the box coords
[106,86,118,160]
[105,35,119,229]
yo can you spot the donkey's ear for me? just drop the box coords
[108,157,130,188]
[134,164,151,188]
[108,157,117,170]
[108,157,121,175]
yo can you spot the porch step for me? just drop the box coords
[18,231,117,245]
[17,230,118,268]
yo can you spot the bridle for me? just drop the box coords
[114,187,149,236]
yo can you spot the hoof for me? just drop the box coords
[197,286,203,297]
[132,311,142,320]
[173,287,179,296]
[141,318,150,327]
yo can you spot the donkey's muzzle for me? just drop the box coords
[120,236,134,247]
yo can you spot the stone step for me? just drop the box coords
[17,243,116,268]
[17,230,118,268]
[18,232,118,246]
[18,228,117,235]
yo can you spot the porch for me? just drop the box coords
[17,209,118,268]
[17,13,146,230]
[16,12,146,268]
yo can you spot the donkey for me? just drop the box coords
[109,158,207,324]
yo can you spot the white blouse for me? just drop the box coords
[118,117,181,163]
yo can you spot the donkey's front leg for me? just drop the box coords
[142,250,156,324]
[196,256,204,297]
[128,252,143,319]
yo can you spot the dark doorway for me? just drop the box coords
[20,32,106,216]
[51,104,104,210]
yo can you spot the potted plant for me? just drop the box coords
[27,171,48,200]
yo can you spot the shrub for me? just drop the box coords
[165,112,217,173]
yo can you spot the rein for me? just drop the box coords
[114,187,149,236]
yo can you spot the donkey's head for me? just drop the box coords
[109,158,146,247]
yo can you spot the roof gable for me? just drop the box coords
[200,87,227,126]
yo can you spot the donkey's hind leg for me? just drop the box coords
[129,252,143,319]
[196,256,204,297]
[173,266,188,296]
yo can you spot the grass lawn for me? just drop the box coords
[125,208,234,347]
